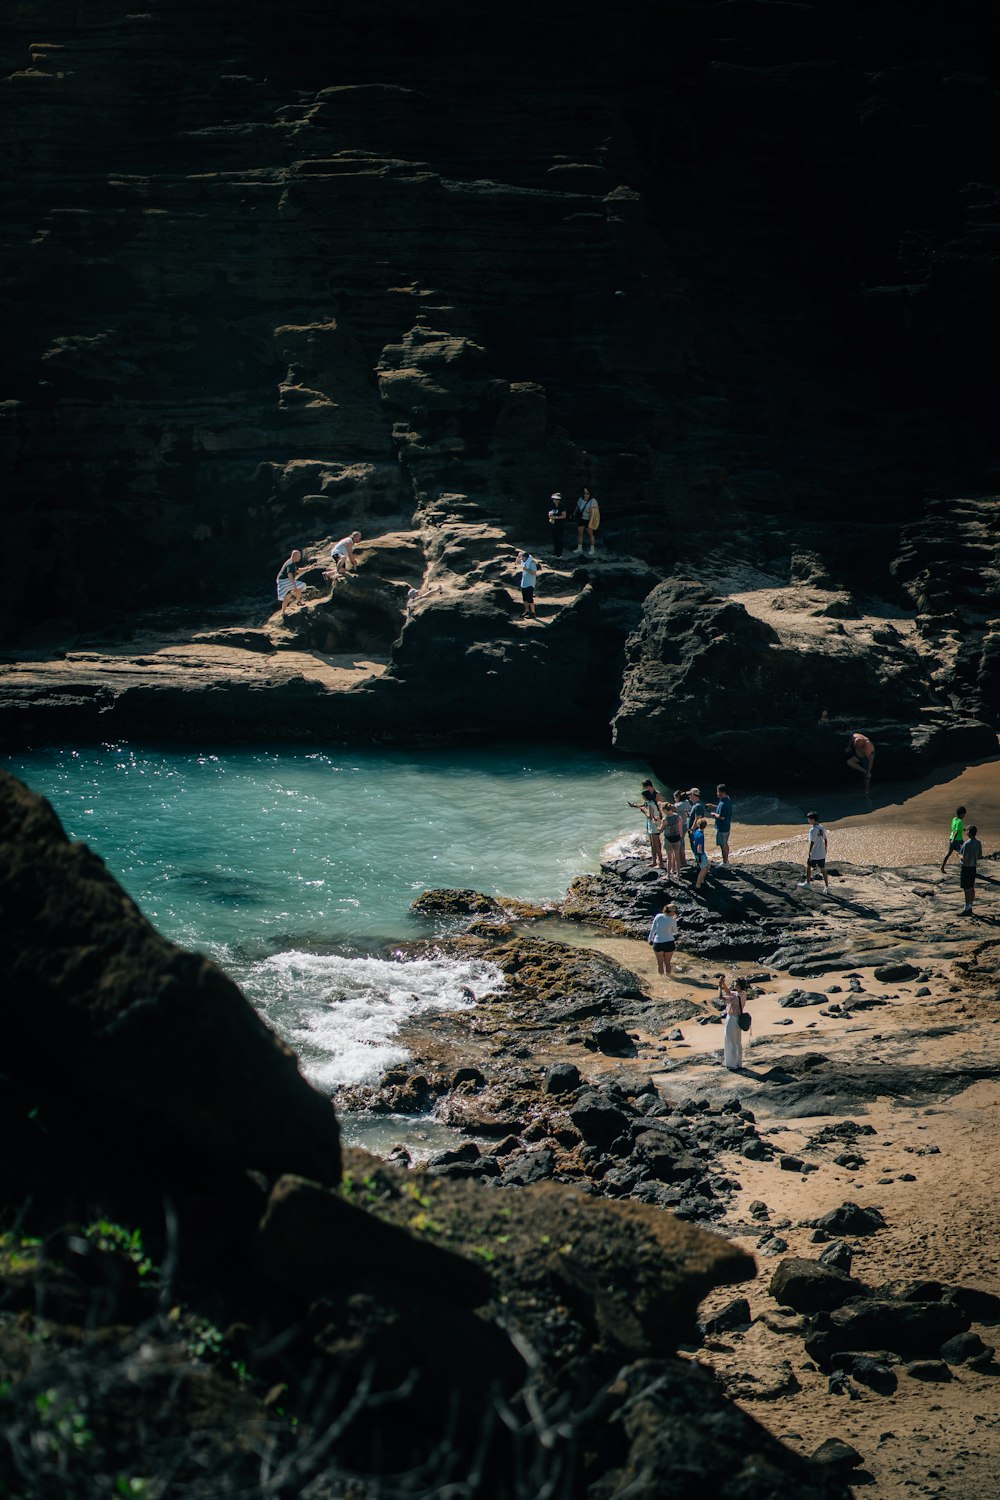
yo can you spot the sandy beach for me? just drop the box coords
[727,756,1000,869]
[534,865,1000,1500]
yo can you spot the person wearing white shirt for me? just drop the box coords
[647,902,678,975]
[516,550,539,618]
[798,811,831,894]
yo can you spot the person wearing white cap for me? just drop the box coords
[547,493,567,557]
[686,788,707,856]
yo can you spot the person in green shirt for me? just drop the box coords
[940,805,967,873]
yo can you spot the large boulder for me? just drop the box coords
[0,771,342,1206]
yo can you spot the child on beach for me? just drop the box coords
[647,902,678,975]
[798,811,831,895]
[941,806,967,873]
[691,817,710,889]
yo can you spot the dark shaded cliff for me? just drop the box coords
[1,0,998,761]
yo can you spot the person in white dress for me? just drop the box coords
[719,974,750,1070]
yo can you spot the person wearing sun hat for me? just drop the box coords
[686,787,707,854]
[547,493,567,557]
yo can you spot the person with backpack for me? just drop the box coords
[719,974,751,1070]
[573,487,601,557]
[659,801,683,877]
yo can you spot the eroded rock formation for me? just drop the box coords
[1,1,997,764]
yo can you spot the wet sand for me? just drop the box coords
[729,756,1000,868]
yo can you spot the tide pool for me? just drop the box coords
[6,742,648,1090]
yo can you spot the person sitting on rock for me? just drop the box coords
[330,531,362,578]
[846,731,875,791]
[275,549,305,616]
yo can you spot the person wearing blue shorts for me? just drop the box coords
[712,783,733,865]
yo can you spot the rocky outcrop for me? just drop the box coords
[1,1,998,765]
[611,578,997,779]
[0,768,343,1209]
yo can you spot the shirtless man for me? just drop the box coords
[330,531,362,577]
[846,731,875,791]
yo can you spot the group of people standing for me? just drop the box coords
[546,488,601,559]
[630,779,733,887]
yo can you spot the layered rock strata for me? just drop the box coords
[2,1,999,765]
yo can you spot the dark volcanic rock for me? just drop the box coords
[569,1092,631,1150]
[769,1258,866,1314]
[815,1299,970,1360]
[544,1062,581,1095]
[814,1202,887,1237]
[873,962,921,982]
[0,770,342,1209]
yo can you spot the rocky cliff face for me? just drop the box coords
[2,0,997,764]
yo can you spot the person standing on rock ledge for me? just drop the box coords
[690,817,710,889]
[798,811,832,895]
[573,487,600,556]
[959,824,983,916]
[710,783,733,865]
[648,901,678,975]
[330,531,362,578]
[846,731,875,791]
[516,549,539,619]
[275,549,305,616]
[547,493,567,557]
[629,785,666,870]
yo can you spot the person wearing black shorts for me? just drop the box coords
[647,901,678,975]
[959,825,983,916]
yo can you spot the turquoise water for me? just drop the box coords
[6,743,648,1093]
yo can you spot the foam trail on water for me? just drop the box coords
[229,950,504,1091]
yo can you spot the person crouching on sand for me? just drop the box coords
[648,901,678,975]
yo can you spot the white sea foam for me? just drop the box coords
[233,950,505,1091]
